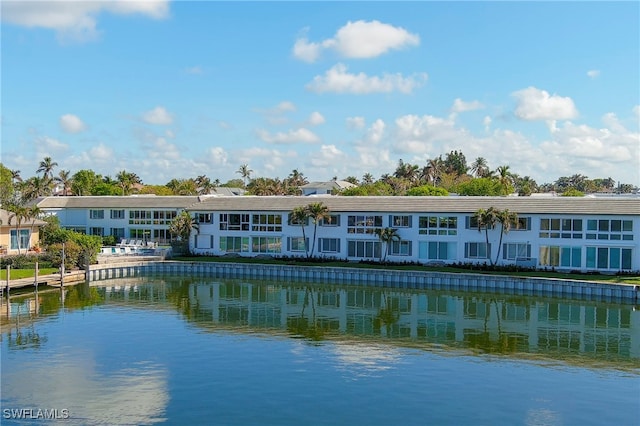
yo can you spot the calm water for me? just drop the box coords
[1,276,639,426]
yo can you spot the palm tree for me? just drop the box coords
[305,202,330,258]
[7,204,29,255]
[10,169,22,184]
[55,170,72,196]
[471,157,490,178]
[494,209,518,265]
[237,164,253,188]
[290,206,310,258]
[374,227,400,263]
[362,173,374,185]
[37,156,58,189]
[116,170,136,195]
[495,165,513,193]
[18,176,49,201]
[473,207,499,265]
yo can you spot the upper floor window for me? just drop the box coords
[252,214,282,232]
[420,216,457,235]
[586,219,633,241]
[196,213,212,224]
[320,215,341,227]
[219,213,250,231]
[540,218,582,239]
[90,209,104,219]
[347,215,382,234]
[110,209,125,220]
[390,215,412,228]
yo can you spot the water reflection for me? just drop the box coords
[2,277,639,369]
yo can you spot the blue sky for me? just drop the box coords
[2,1,639,186]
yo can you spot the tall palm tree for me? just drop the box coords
[471,157,490,178]
[494,209,518,265]
[473,207,499,265]
[55,170,72,196]
[495,165,513,192]
[237,164,253,188]
[290,206,310,258]
[37,156,58,184]
[7,204,29,254]
[10,169,22,184]
[374,227,400,263]
[362,173,374,185]
[305,202,330,258]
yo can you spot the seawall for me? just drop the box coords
[86,260,640,304]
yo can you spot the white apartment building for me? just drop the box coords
[36,195,639,273]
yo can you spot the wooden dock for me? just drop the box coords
[2,270,87,291]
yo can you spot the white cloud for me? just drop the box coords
[293,20,419,62]
[451,98,484,113]
[346,116,365,130]
[587,69,600,79]
[483,116,492,131]
[308,111,326,126]
[256,128,320,144]
[88,143,114,162]
[2,1,170,43]
[393,114,464,155]
[142,106,173,125]
[306,63,427,94]
[633,105,640,121]
[308,144,345,168]
[512,87,578,121]
[59,114,86,133]
[236,147,297,174]
[146,137,180,160]
[206,147,228,166]
[36,136,69,156]
[185,66,203,75]
[365,119,385,145]
[255,101,296,125]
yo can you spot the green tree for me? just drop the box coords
[374,227,400,263]
[71,169,101,196]
[473,207,499,265]
[237,164,253,188]
[494,209,518,264]
[7,203,29,254]
[0,163,15,205]
[471,157,490,178]
[456,178,506,196]
[305,202,330,258]
[406,185,449,196]
[561,188,585,197]
[290,206,310,258]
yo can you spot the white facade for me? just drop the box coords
[36,195,640,273]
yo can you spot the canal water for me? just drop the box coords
[1,276,638,425]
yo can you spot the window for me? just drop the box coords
[89,227,104,236]
[319,238,340,253]
[347,240,381,259]
[539,246,581,268]
[418,241,457,260]
[10,229,30,250]
[513,217,531,231]
[219,237,250,253]
[390,215,411,228]
[90,209,104,219]
[129,210,152,225]
[154,229,171,243]
[586,247,632,270]
[502,243,531,260]
[390,240,412,256]
[196,213,212,224]
[466,216,494,230]
[219,213,250,231]
[465,242,490,259]
[288,237,307,252]
[320,215,340,226]
[288,213,308,226]
[252,214,282,232]
[110,209,125,220]
[130,228,151,240]
[252,237,281,253]
[111,228,125,239]
[586,219,633,241]
[153,210,177,225]
[539,218,561,238]
[347,215,382,234]
[420,216,457,235]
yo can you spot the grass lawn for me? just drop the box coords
[172,255,640,285]
[1,268,60,281]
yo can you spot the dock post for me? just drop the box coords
[60,243,65,288]
[34,261,39,291]
[5,265,10,299]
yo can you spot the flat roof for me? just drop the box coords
[189,196,640,215]
[36,196,201,209]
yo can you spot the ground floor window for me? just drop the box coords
[503,243,531,261]
[539,246,581,268]
[252,237,281,253]
[389,240,412,256]
[220,237,250,253]
[130,228,152,241]
[319,238,340,253]
[347,240,381,259]
[288,237,308,252]
[110,228,125,239]
[154,229,171,243]
[465,242,490,259]
[195,235,214,249]
[89,227,104,236]
[10,229,30,250]
[419,241,457,260]
[586,247,632,270]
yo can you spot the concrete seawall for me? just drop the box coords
[86,260,640,304]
